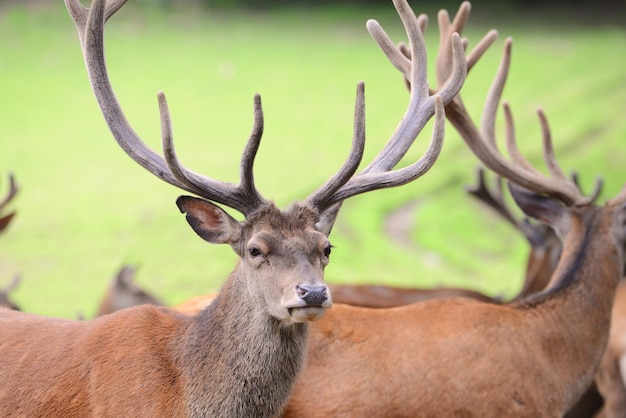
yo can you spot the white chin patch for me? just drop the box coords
[288,307,327,323]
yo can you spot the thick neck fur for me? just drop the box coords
[175,266,309,418]
[513,207,623,405]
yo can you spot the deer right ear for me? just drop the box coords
[316,202,343,237]
[176,196,242,245]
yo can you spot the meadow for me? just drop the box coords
[0,0,624,318]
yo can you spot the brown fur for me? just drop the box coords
[594,281,626,417]
[0,202,333,417]
[327,283,497,307]
[281,195,626,417]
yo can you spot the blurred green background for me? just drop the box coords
[0,0,624,318]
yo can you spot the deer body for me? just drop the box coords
[327,283,497,307]
[0,307,188,416]
[594,281,626,417]
[0,203,332,417]
[284,202,625,417]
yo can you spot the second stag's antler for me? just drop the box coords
[65,0,468,219]
[0,174,18,233]
[368,1,602,206]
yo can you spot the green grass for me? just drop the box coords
[0,1,624,318]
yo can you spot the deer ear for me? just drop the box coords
[507,182,565,226]
[316,202,343,237]
[176,196,242,244]
[0,212,15,233]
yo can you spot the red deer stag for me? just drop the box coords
[0,173,18,234]
[0,0,465,416]
[281,1,626,416]
[95,265,163,317]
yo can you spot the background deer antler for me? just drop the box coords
[367,1,598,206]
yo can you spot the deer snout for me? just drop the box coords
[296,285,328,307]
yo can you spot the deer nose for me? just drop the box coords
[296,285,328,307]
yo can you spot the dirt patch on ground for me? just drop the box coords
[383,198,421,251]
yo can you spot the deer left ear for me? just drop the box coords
[176,196,242,245]
[316,202,343,237]
[508,182,566,226]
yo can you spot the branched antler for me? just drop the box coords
[368,1,595,206]
[67,0,462,216]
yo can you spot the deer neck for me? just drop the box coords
[515,207,622,400]
[176,266,309,418]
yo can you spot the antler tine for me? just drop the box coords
[307,0,459,213]
[362,0,466,174]
[315,95,445,210]
[366,3,468,114]
[369,2,589,206]
[65,0,126,50]
[159,92,265,215]
[466,166,546,243]
[445,37,589,206]
[435,2,499,88]
[305,83,366,211]
[466,166,519,227]
[571,171,604,203]
[66,0,267,217]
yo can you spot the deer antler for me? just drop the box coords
[368,1,593,206]
[66,0,266,217]
[466,167,521,228]
[305,0,468,211]
[67,0,464,217]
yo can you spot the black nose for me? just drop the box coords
[297,285,328,307]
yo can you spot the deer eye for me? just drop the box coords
[248,247,262,258]
[323,244,332,258]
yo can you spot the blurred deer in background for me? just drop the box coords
[95,265,163,317]
[0,174,20,311]
[0,0,465,415]
[0,275,20,311]
[0,174,18,234]
[327,282,497,307]
[467,167,603,300]
[282,1,626,416]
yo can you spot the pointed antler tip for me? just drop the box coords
[365,19,379,30]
